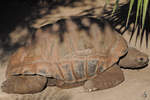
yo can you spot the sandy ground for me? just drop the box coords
[0,0,150,100]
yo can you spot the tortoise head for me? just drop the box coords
[118,47,149,69]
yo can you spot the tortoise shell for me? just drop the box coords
[6,16,128,84]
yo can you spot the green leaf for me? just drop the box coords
[135,0,142,26]
[126,0,134,27]
[140,0,143,22]
[142,0,149,30]
[112,0,119,16]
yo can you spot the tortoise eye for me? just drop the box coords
[136,56,149,63]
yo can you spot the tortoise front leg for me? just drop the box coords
[1,75,47,94]
[83,64,124,92]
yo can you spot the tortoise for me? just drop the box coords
[1,16,149,94]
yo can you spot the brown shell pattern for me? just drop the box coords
[6,16,128,83]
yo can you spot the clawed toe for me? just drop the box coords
[84,88,98,92]
[83,78,122,92]
[83,80,99,92]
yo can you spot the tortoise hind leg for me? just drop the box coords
[1,75,47,94]
[84,64,124,92]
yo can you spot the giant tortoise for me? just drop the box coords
[1,16,149,94]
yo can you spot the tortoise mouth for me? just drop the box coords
[120,59,149,69]
[138,60,149,68]
[120,63,148,69]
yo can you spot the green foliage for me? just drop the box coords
[126,0,134,27]
[135,0,142,26]
[113,0,149,30]
[142,0,149,30]
[112,0,119,15]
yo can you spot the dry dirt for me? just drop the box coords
[0,0,150,100]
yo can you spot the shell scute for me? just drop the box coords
[87,60,98,77]
[73,60,85,80]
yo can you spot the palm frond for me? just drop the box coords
[104,0,150,47]
[126,0,134,26]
